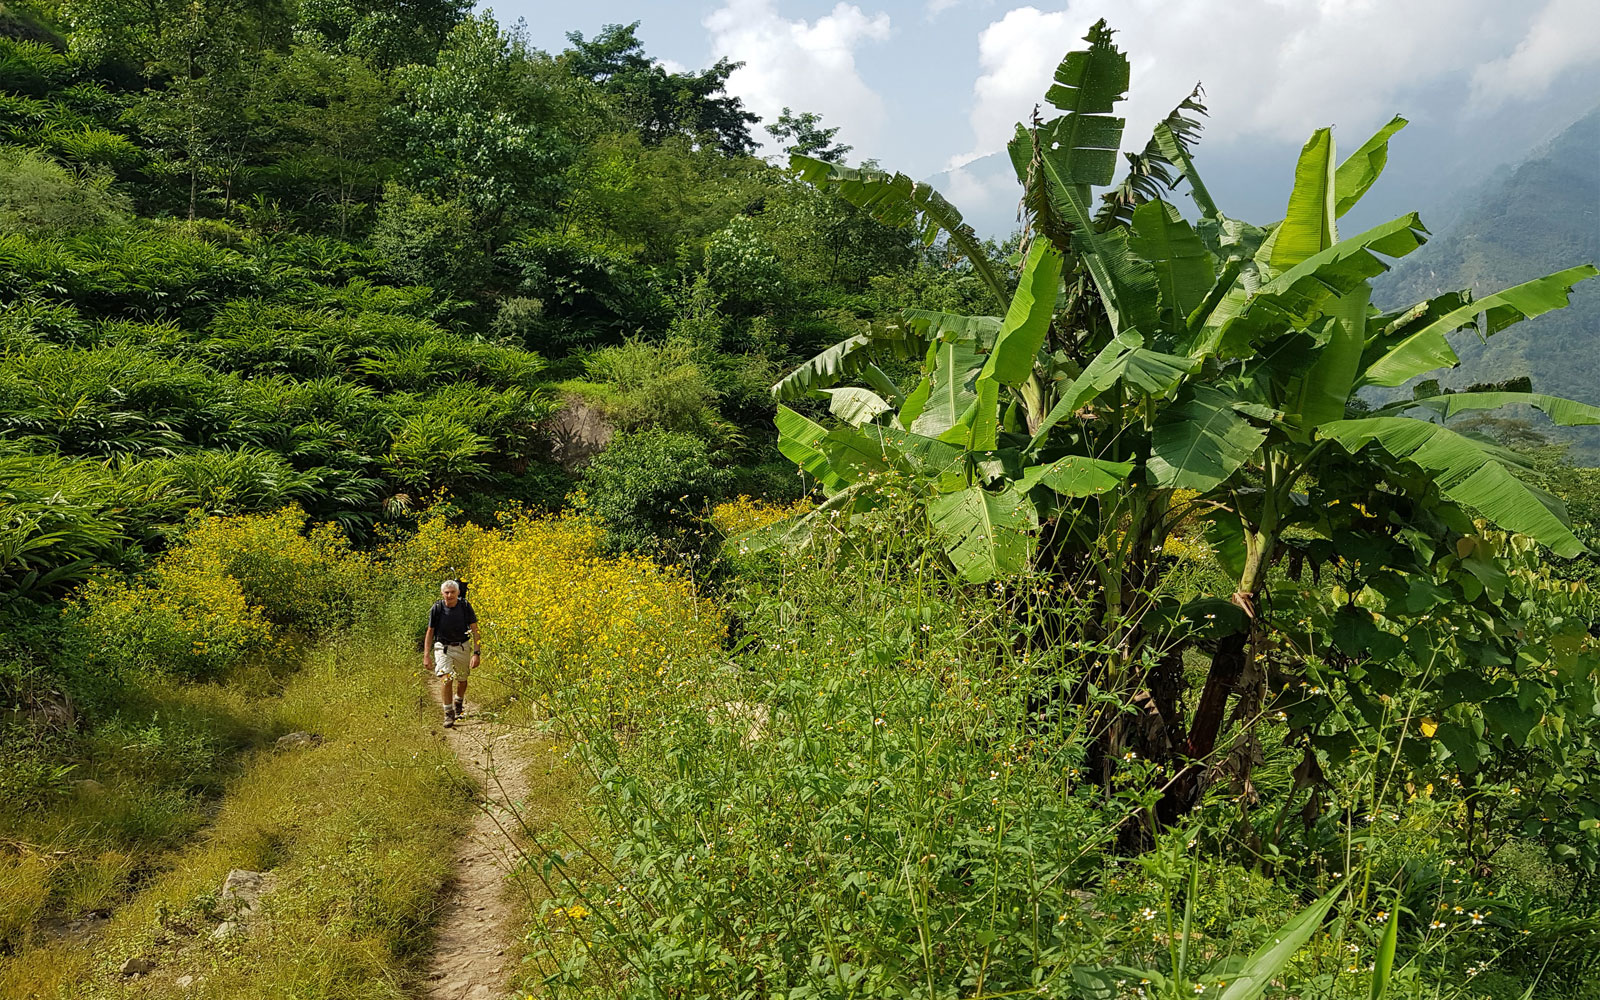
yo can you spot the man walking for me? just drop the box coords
[422,580,480,728]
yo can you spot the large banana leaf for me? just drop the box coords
[1214,213,1426,354]
[1380,390,1600,426]
[862,423,966,486]
[1334,115,1407,218]
[1006,23,1140,332]
[823,387,893,426]
[771,333,871,401]
[1026,339,1196,449]
[1294,285,1371,427]
[901,309,1002,347]
[910,340,982,438]
[978,240,1063,387]
[775,405,849,491]
[1018,454,1133,495]
[1149,384,1267,491]
[1038,18,1129,192]
[790,155,1009,311]
[1320,417,1584,557]
[1359,265,1600,387]
[1127,199,1215,335]
[1267,127,1338,272]
[927,485,1038,582]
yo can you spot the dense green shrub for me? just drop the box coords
[371,182,487,296]
[500,229,661,350]
[582,336,718,433]
[575,428,732,553]
[0,147,130,234]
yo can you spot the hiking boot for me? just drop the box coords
[443,706,456,729]
[453,698,464,718]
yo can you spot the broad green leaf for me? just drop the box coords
[1025,339,1198,449]
[771,333,871,401]
[966,376,1002,452]
[822,387,892,427]
[927,485,1039,582]
[1359,265,1600,387]
[1320,417,1584,557]
[1268,127,1338,272]
[1128,199,1216,335]
[1018,455,1133,496]
[1215,880,1347,1000]
[1043,19,1129,119]
[910,340,982,438]
[1335,115,1407,218]
[821,425,891,481]
[727,481,870,555]
[1217,213,1426,354]
[1383,391,1600,427]
[775,405,848,491]
[979,241,1063,386]
[791,155,1008,311]
[1295,285,1371,427]
[901,308,1002,347]
[1150,385,1266,491]
[1120,347,1198,397]
[861,423,965,482]
[1037,19,1129,189]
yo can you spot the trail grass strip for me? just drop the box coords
[0,634,469,1000]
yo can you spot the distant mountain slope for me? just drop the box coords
[1379,105,1600,460]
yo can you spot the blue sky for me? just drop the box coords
[490,1,1600,238]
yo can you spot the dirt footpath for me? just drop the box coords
[424,705,533,1000]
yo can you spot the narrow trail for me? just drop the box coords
[424,704,534,1000]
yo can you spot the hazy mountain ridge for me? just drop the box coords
[1379,105,1600,460]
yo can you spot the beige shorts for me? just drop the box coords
[433,642,473,681]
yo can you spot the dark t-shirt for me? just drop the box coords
[429,599,477,644]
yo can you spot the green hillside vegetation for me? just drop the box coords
[1381,105,1600,460]
[5,4,1600,998]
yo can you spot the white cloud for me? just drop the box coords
[1470,0,1600,107]
[953,1,1582,169]
[704,0,892,156]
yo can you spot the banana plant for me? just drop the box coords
[751,20,1599,782]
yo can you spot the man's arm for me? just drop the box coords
[469,622,481,665]
[422,626,434,667]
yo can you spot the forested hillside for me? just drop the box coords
[1381,104,1600,459]
[0,2,974,606]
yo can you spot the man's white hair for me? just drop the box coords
[440,580,460,594]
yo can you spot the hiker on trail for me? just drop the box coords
[423,580,479,728]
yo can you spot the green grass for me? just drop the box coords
[0,630,470,998]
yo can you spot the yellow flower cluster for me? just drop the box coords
[456,512,724,720]
[709,495,813,537]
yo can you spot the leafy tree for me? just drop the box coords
[575,428,732,553]
[563,21,758,157]
[296,0,468,68]
[766,106,850,163]
[258,46,395,235]
[64,0,292,78]
[398,15,575,229]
